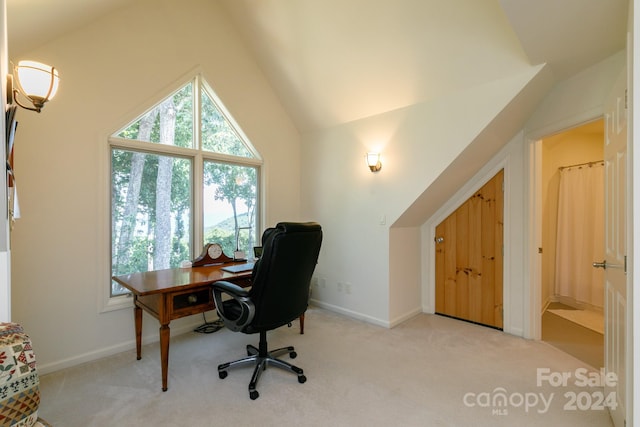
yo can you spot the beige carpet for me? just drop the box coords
[547,309,604,335]
[37,307,612,426]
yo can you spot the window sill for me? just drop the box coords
[100,293,133,313]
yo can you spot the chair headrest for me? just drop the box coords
[275,222,322,234]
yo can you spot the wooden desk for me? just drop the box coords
[113,262,253,391]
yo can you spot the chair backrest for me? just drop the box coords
[246,222,322,333]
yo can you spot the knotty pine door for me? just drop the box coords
[435,170,504,329]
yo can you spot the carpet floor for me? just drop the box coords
[38,307,613,426]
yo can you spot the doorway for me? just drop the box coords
[538,120,604,368]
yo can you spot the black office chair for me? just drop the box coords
[211,222,322,400]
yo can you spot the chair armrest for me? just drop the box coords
[211,280,248,297]
[211,280,255,332]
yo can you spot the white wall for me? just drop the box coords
[301,48,626,336]
[526,51,626,139]
[302,67,543,326]
[422,52,625,339]
[9,0,301,372]
[419,52,623,339]
[0,0,9,322]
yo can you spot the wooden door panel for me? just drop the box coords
[481,171,503,328]
[443,214,457,316]
[456,202,470,320]
[466,193,480,323]
[435,170,503,329]
[435,222,445,314]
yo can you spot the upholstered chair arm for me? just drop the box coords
[212,280,248,297]
[211,280,255,332]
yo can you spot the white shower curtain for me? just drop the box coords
[554,163,604,308]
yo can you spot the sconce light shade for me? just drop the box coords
[9,60,60,112]
[366,152,382,172]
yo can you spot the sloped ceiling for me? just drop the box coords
[7,0,131,56]
[500,0,627,80]
[7,0,628,133]
[221,0,627,132]
[219,0,533,132]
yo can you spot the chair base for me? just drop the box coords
[217,331,306,400]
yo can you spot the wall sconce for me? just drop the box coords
[6,60,60,113]
[365,152,382,172]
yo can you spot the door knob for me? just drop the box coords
[593,259,627,272]
[435,236,444,244]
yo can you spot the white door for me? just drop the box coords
[600,66,628,427]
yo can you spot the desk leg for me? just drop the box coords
[134,304,142,360]
[299,313,305,334]
[160,323,170,392]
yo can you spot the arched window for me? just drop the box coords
[109,75,261,297]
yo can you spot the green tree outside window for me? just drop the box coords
[110,76,260,297]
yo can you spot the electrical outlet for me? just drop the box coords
[318,277,326,288]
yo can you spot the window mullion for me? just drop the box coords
[109,138,196,159]
[193,153,204,259]
[194,75,201,150]
[192,76,203,258]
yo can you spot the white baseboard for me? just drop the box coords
[37,320,203,376]
[309,299,390,328]
[549,295,603,313]
[389,307,423,328]
[506,326,524,337]
[541,298,551,315]
[39,304,421,375]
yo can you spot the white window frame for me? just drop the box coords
[100,71,262,312]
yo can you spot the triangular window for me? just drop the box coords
[108,75,260,299]
[113,77,256,159]
[116,83,194,148]
[201,87,253,157]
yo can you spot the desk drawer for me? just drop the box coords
[171,288,214,318]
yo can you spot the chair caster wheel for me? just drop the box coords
[250,390,259,400]
[219,371,228,379]
[298,375,306,384]
[290,351,297,359]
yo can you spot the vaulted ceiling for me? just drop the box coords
[7,0,628,133]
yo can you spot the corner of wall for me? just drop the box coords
[0,0,10,322]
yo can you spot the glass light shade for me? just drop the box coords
[16,60,59,101]
[366,152,382,172]
[366,153,380,166]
